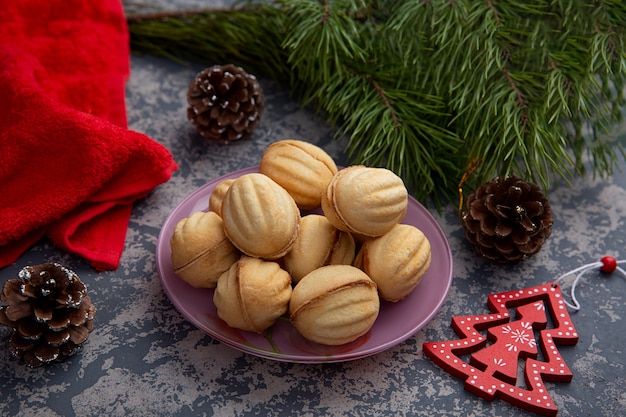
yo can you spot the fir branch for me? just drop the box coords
[126,0,626,203]
[126,2,290,80]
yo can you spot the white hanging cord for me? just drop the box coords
[553,256,626,311]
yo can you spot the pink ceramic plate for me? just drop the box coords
[156,166,453,363]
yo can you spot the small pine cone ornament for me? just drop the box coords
[462,176,553,263]
[0,263,96,367]
[187,64,264,144]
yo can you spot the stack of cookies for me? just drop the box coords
[169,140,432,346]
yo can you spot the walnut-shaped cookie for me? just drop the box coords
[354,224,431,302]
[259,139,338,210]
[208,178,235,216]
[321,165,408,237]
[213,256,292,333]
[221,173,301,259]
[283,214,355,283]
[170,211,240,288]
[289,265,379,345]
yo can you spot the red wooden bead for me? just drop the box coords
[600,256,617,273]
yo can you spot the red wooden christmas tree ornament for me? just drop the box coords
[423,283,578,416]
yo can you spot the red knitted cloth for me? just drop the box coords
[0,0,178,270]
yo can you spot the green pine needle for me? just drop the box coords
[126,0,626,204]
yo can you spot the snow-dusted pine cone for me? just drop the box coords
[462,176,553,263]
[0,263,96,367]
[187,64,264,144]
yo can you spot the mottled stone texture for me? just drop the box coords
[1,1,625,416]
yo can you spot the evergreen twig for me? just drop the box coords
[126,0,626,204]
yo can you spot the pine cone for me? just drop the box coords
[187,64,264,144]
[462,176,552,263]
[0,263,96,368]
